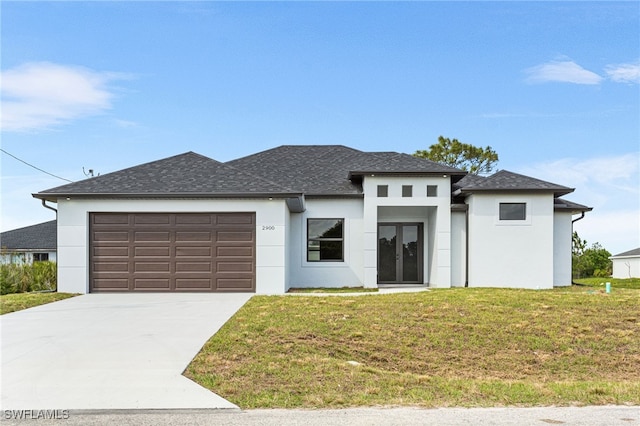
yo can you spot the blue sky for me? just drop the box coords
[1,1,639,255]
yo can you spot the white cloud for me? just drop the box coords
[525,60,603,85]
[573,210,640,255]
[605,61,640,84]
[516,153,640,255]
[1,62,127,132]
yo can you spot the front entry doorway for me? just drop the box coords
[377,223,423,284]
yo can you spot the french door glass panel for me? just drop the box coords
[377,223,421,284]
[378,225,397,282]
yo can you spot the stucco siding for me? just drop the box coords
[467,193,554,289]
[612,256,640,278]
[362,175,452,287]
[553,212,573,286]
[287,198,364,289]
[450,210,466,287]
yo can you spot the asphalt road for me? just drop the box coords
[2,406,638,425]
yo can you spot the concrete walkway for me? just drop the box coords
[0,293,252,410]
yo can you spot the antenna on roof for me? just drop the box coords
[83,167,100,178]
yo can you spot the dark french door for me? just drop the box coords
[377,223,423,284]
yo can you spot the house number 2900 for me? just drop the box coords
[262,225,276,231]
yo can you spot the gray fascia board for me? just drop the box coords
[348,171,466,179]
[32,192,303,202]
[304,193,364,199]
[455,188,574,197]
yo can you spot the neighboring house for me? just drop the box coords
[32,145,591,294]
[0,220,57,265]
[610,248,640,279]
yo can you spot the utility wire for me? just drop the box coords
[0,148,74,183]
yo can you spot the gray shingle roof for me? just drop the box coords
[227,145,465,196]
[35,152,297,200]
[456,170,574,196]
[611,248,640,258]
[1,220,57,250]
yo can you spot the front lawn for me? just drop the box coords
[0,292,77,315]
[573,277,640,289]
[185,287,640,408]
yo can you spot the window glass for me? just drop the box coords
[33,253,49,262]
[402,185,412,197]
[377,185,388,197]
[499,203,526,220]
[427,185,438,197]
[307,219,344,262]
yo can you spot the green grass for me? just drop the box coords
[288,287,379,293]
[573,277,640,290]
[0,292,77,315]
[186,287,640,408]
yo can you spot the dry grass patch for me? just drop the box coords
[0,292,77,314]
[185,287,640,408]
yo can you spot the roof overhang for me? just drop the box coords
[32,192,304,203]
[453,188,575,197]
[348,171,467,180]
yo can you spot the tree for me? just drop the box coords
[572,231,587,256]
[572,231,612,278]
[414,136,499,174]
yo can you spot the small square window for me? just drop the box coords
[427,185,438,197]
[402,185,412,197]
[499,203,526,220]
[377,185,388,197]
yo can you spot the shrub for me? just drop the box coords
[0,262,57,295]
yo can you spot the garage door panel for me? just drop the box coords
[176,231,212,242]
[217,231,253,242]
[94,231,129,242]
[134,279,171,290]
[135,246,170,257]
[216,278,253,291]
[217,246,253,257]
[217,214,254,225]
[93,262,129,272]
[134,214,171,225]
[176,246,212,257]
[90,212,255,292]
[217,262,253,272]
[93,278,129,290]
[93,214,129,225]
[134,262,170,272]
[175,279,213,290]
[176,262,211,272]
[175,214,213,225]
[94,246,129,257]
[134,231,170,242]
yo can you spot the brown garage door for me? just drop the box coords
[89,213,255,292]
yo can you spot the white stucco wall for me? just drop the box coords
[450,210,467,287]
[362,175,452,288]
[55,198,288,294]
[287,198,364,289]
[612,256,640,278]
[467,193,555,289]
[553,212,573,286]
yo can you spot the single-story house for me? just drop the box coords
[0,220,57,265]
[33,145,591,294]
[610,248,640,279]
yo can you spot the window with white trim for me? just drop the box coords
[307,219,344,262]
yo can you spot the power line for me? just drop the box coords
[0,148,74,183]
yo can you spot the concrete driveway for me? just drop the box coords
[1,293,252,410]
